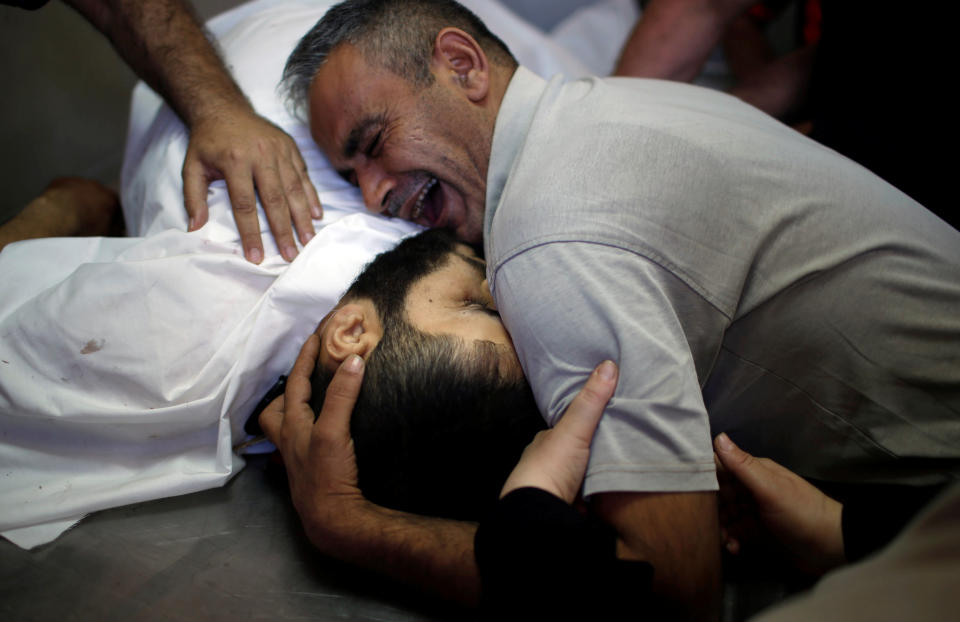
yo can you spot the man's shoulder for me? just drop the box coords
[487,76,742,266]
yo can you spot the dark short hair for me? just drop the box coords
[310,230,544,521]
[281,0,517,119]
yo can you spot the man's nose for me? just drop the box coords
[356,163,395,214]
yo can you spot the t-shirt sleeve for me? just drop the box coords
[492,241,719,496]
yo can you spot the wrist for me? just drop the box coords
[808,495,845,574]
[184,94,255,130]
[300,493,377,556]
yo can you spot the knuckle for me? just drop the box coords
[577,384,604,404]
[527,430,550,450]
[227,146,249,163]
[256,136,280,155]
[233,198,258,215]
[285,179,306,198]
[326,383,358,404]
[259,188,284,206]
[311,426,336,447]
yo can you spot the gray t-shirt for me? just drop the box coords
[485,67,960,496]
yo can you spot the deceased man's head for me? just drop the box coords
[312,229,543,520]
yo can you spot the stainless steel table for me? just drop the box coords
[0,455,460,621]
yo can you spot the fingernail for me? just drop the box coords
[303,231,315,245]
[343,354,363,373]
[246,247,263,264]
[282,245,298,262]
[311,206,322,219]
[188,216,197,231]
[716,433,734,452]
[597,360,616,381]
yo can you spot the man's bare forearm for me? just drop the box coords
[594,490,722,621]
[614,0,752,80]
[304,501,481,605]
[0,178,120,253]
[64,0,250,126]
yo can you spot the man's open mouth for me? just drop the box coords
[411,177,439,222]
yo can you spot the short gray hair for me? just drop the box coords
[280,0,516,120]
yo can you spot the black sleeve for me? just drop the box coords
[841,483,946,563]
[475,487,653,620]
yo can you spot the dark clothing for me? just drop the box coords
[475,487,653,619]
[2,0,50,9]
[840,483,947,563]
[809,1,953,227]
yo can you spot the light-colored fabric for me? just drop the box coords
[0,215,413,536]
[485,67,960,497]
[0,0,619,547]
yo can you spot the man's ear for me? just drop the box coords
[319,301,383,372]
[433,27,490,102]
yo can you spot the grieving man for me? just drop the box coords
[264,0,960,616]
